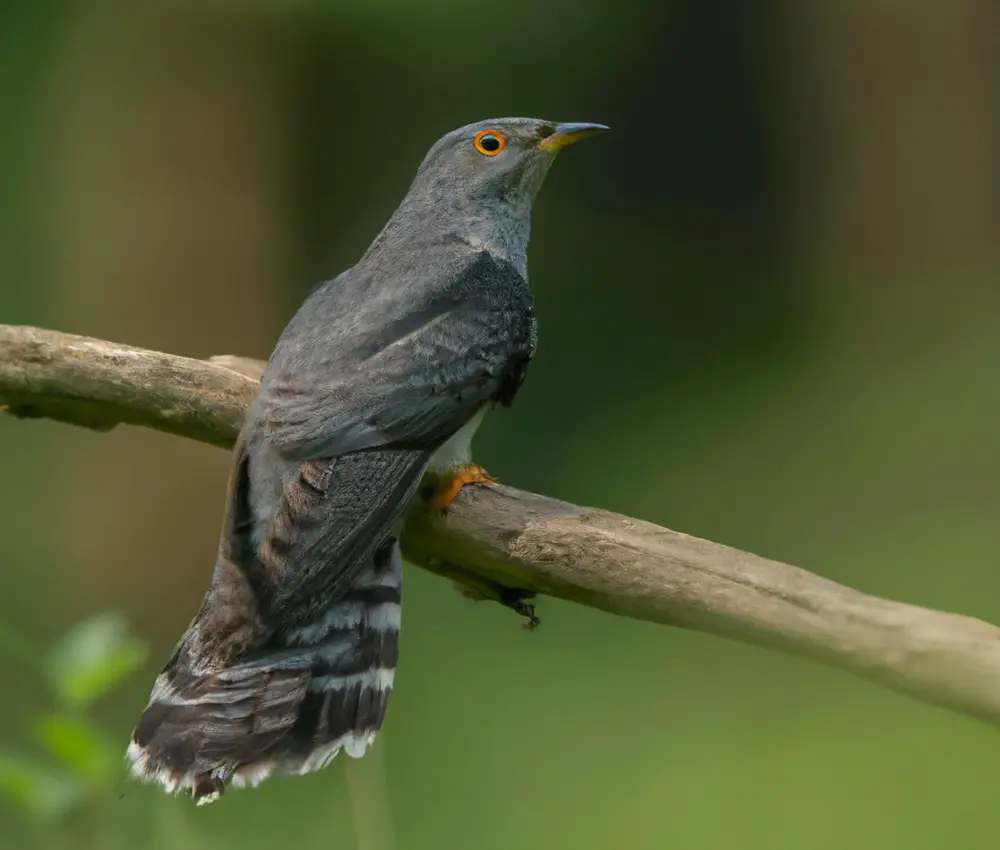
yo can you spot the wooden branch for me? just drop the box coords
[3,323,1000,730]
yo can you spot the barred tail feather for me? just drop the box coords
[127,542,403,804]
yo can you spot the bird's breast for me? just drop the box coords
[428,406,487,473]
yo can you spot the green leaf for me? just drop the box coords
[32,714,116,785]
[0,752,84,820]
[44,612,148,709]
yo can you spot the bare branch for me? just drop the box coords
[3,323,1000,730]
[0,325,255,446]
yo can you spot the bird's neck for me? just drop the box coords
[449,205,531,277]
[361,193,533,278]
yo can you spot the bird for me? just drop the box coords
[125,117,608,804]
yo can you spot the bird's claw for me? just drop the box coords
[511,599,540,630]
[427,464,496,512]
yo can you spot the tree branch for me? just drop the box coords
[3,323,1000,730]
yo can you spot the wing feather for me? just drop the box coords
[256,448,430,625]
[252,250,536,462]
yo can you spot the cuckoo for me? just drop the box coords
[126,117,608,803]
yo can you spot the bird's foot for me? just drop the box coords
[427,464,496,512]
[452,580,540,630]
[508,596,541,630]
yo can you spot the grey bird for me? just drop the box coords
[126,117,608,803]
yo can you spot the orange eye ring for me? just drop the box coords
[473,129,506,156]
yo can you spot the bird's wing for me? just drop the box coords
[223,435,430,626]
[253,250,536,462]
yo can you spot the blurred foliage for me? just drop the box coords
[44,615,147,712]
[0,615,134,832]
[0,614,219,850]
[1,1,999,849]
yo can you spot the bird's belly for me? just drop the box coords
[428,406,487,473]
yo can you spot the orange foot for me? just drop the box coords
[429,464,496,511]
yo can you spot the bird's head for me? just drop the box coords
[408,117,609,206]
[366,117,608,274]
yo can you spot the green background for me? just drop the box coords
[2,2,999,848]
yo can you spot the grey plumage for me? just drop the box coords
[126,117,607,803]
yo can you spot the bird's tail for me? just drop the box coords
[126,540,403,804]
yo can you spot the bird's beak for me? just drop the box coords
[537,122,610,153]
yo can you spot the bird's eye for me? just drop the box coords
[473,129,505,156]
